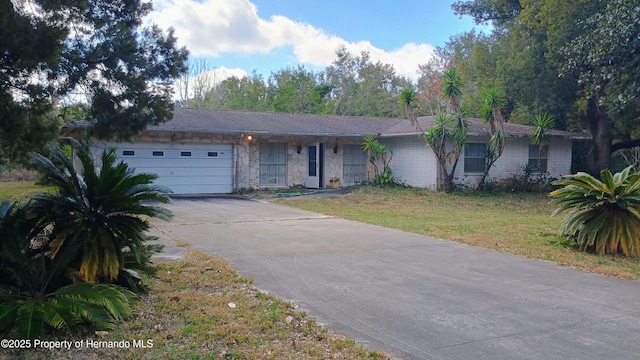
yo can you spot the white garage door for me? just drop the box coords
[102,143,234,194]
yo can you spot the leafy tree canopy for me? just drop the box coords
[449,0,640,173]
[182,48,412,119]
[0,0,188,163]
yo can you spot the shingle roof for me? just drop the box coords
[63,108,591,139]
[156,108,396,136]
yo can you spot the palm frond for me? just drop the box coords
[550,166,640,257]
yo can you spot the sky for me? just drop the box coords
[148,0,488,83]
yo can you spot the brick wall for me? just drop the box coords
[453,136,573,188]
[382,136,573,190]
[382,136,439,189]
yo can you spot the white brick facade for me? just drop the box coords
[454,136,572,188]
[382,136,573,189]
[381,136,439,189]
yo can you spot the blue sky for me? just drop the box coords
[149,0,486,82]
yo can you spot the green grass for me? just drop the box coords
[0,181,50,203]
[8,250,396,360]
[3,182,397,360]
[280,186,640,281]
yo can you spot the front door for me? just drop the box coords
[305,143,325,189]
[305,143,319,188]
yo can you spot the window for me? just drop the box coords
[464,143,486,173]
[208,152,218,157]
[259,142,287,185]
[152,151,164,156]
[343,144,368,185]
[181,151,192,157]
[122,150,135,156]
[529,145,548,172]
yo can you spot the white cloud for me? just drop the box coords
[149,0,435,78]
[175,66,247,101]
[203,66,248,83]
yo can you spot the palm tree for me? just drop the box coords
[477,88,506,189]
[28,144,172,288]
[398,87,421,132]
[361,135,393,180]
[425,113,467,192]
[549,166,640,257]
[0,201,135,339]
[441,67,463,114]
[424,67,469,192]
[530,114,555,170]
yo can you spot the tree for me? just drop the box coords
[416,59,446,116]
[424,114,468,193]
[398,87,421,132]
[452,0,523,25]
[0,0,188,162]
[477,87,506,189]
[361,135,395,185]
[176,59,218,108]
[562,0,640,173]
[28,145,171,287]
[452,0,640,173]
[268,66,332,114]
[209,73,271,112]
[325,47,408,117]
[530,114,555,170]
[550,166,640,257]
[441,67,464,116]
[423,67,469,193]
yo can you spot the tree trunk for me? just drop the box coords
[584,97,612,174]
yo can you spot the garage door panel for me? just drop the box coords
[99,142,234,194]
[166,184,232,194]
[121,152,232,160]
[159,177,233,186]
[126,162,232,172]
[129,167,232,177]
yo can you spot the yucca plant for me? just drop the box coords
[398,87,420,132]
[28,144,172,290]
[549,166,640,257]
[0,201,135,339]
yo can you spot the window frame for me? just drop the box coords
[343,144,368,185]
[259,142,288,186]
[464,143,487,173]
[528,144,549,173]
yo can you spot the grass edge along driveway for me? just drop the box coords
[279,187,640,282]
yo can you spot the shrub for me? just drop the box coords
[549,166,640,257]
[0,201,135,339]
[28,144,172,290]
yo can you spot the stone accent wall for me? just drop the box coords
[134,131,360,190]
[245,135,360,189]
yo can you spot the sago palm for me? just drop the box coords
[0,201,135,339]
[549,166,640,257]
[28,144,171,288]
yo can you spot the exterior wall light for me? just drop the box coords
[296,144,302,154]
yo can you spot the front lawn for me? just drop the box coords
[2,181,396,360]
[0,181,49,202]
[280,187,640,281]
[8,250,394,360]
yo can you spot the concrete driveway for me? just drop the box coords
[151,197,640,360]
